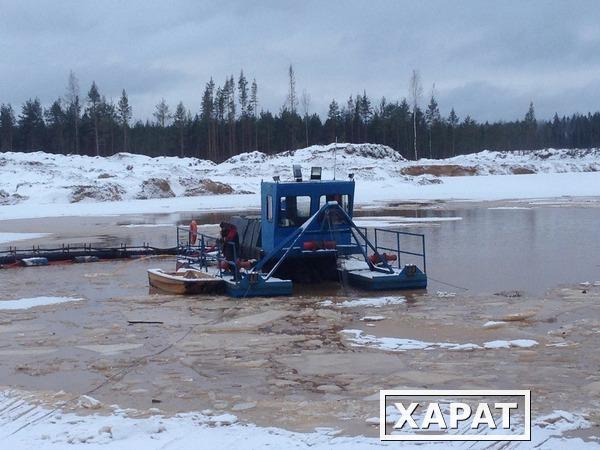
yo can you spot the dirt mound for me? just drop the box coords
[180,177,235,196]
[401,165,479,177]
[136,178,175,199]
[70,183,125,203]
[511,166,536,175]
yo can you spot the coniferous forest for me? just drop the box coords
[2,66,600,162]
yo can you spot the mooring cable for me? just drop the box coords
[426,275,469,292]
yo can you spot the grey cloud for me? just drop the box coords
[1,0,599,121]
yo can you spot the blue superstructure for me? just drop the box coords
[260,178,355,256]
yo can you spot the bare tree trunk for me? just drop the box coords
[409,69,422,160]
[305,116,309,147]
[413,113,417,160]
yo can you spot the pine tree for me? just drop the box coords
[0,104,15,151]
[286,65,297,114]
[425,87,441,158]
[409,69,423,160]
[524,101,537,149]
[238,71,248,149]
[65,71,80,154]
[448,108,459,156]
[358,91,372,142]
[173,101,188,157]
[87,81,101,156]
[153,98,171,127]
[225,76,236,156]
[250,79,258,149]
[117,90,132,152]
[18,98,46,150]
[153,98,171,154]
[98,97,117,155]
[44,99,66,153]
[214,86,226,159]
[201,79,215,160]
[326,99,341,141]
[238,70,248,116]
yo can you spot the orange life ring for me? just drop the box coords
[189,220,198,245]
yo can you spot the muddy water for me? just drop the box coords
[1,261,600,438]
[1,200,600,438]
[357,204,600,294]
[2,201,598,295]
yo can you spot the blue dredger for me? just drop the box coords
[177,165,427,297]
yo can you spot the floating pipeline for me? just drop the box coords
[0,244,179,268]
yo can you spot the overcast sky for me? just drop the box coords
[1,0,600,122]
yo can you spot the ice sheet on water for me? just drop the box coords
[0,232,50,244]
[483,339,538,349]
[0,296,83,310]
[341,329,480,352]
[352,216,462,228]
[320,296,405,308]
[342,330,538,352]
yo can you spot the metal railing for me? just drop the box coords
[176,225,241,280]
[352,226,427,273]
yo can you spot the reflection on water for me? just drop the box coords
[121,206,600,294]
[49,206,600,296]
[392,207,600,295]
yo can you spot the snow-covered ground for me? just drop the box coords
[1,144,599,220]
[0,391,597,449]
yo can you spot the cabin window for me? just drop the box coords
[279,195,311,227]
[266,195,273,221]
[319,194,351,212]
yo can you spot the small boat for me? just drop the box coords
[147,268,225,295]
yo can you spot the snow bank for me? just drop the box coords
[0,390,595,449]
[1,144,600,221]
[376,404,595,448]
[423,148,600,175]
[0,390,381,450]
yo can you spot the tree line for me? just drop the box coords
[2,67,600,161]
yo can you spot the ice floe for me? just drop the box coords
[342,330,539,352]
[0,232,50,244]
[320,296,405,308]
[0,296,83,310]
